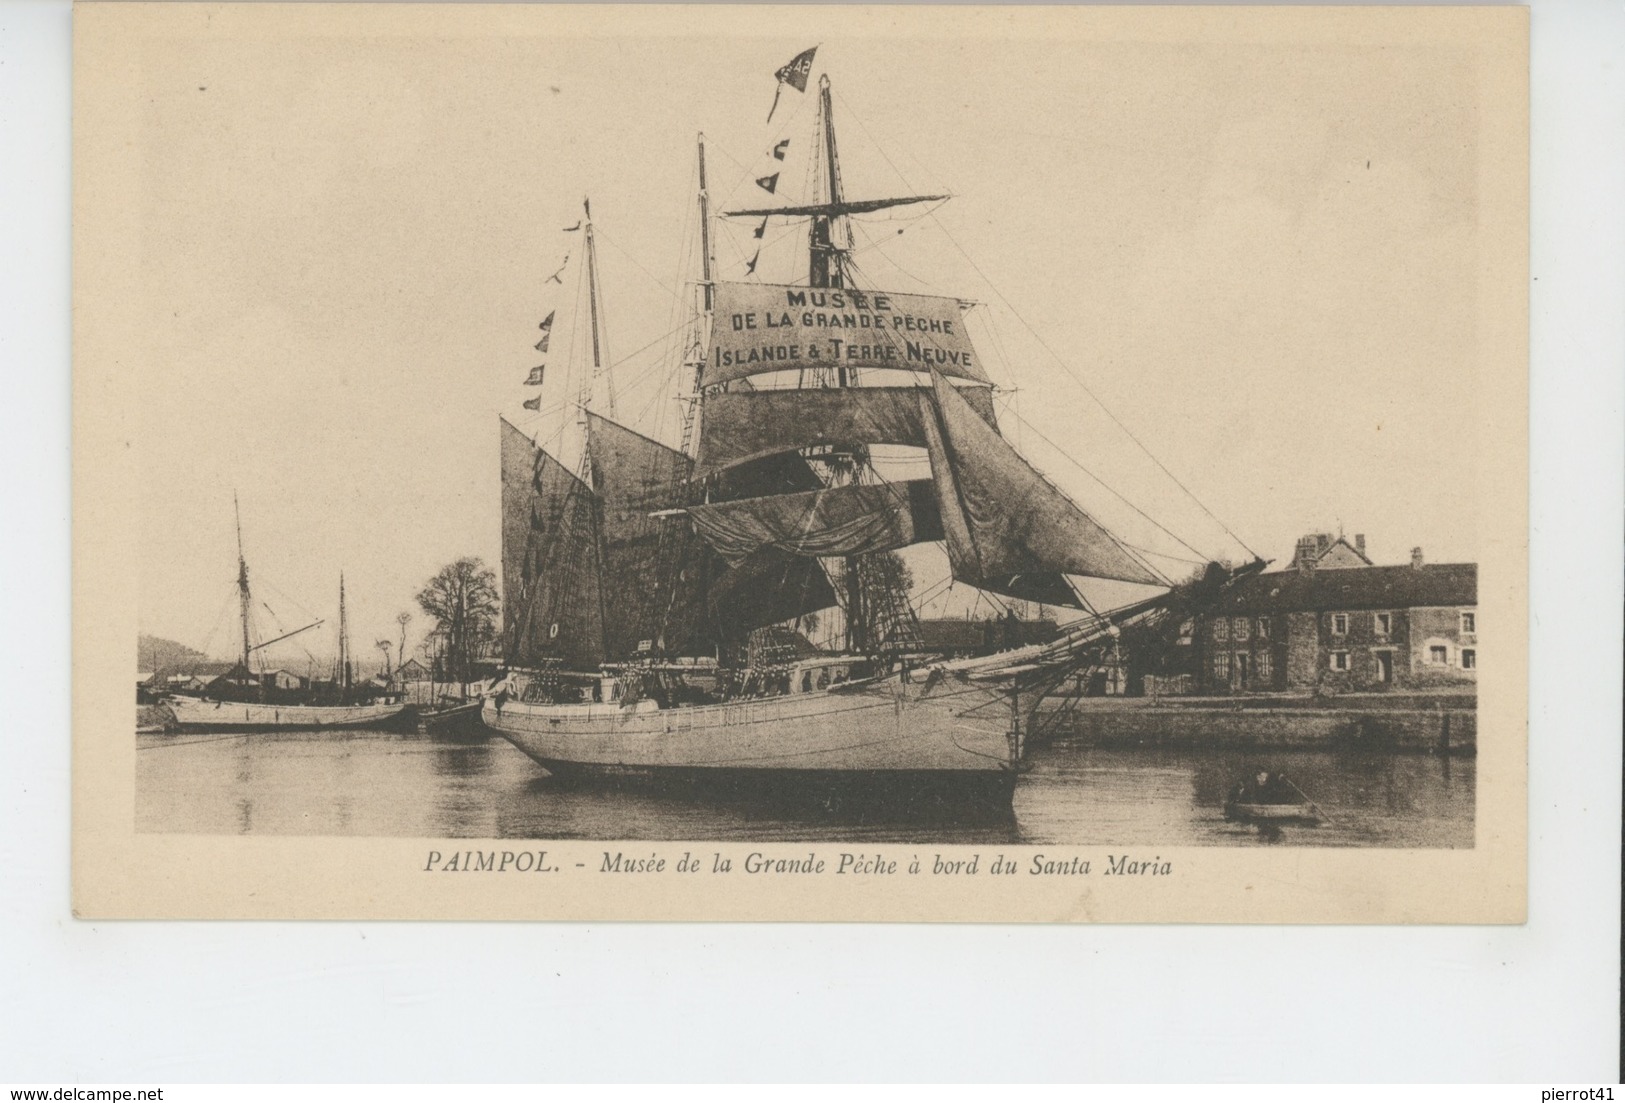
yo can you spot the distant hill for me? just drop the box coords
[137,634,233,676]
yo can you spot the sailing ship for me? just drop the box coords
[164,498,407,732]
[483,61,1261,809]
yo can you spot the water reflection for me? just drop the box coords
[136,725,1474,847]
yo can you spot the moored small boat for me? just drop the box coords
[166,695,406,733]
[156,498,406,734]
[414,699,485,735]
[1223,768,1324,824]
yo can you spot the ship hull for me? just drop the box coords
[483,672,1021,810]
[165,696,407,732]
[413,701,486,736]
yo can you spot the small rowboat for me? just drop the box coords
[1225,800,1322,825]
[415,700,484,734]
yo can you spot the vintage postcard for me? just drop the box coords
[73,4,1527,921]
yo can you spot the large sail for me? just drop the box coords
[923,370,1161,590]
[500,418,605,669]
[585,413,692,658]
[713,450,825,500]
[582,412,831,657]
[704,282,992,389]
[687,479,942,563]
[695,385,996,474]
[705,548,838,642]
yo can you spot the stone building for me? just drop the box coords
[1191,535,1477,693]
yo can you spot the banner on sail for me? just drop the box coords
[704,282,990,388]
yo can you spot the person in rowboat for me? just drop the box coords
[1233,770,1301,806]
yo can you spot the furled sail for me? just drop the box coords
[687,479,943,563]
[922,370,1162,590]
[722,195,950,220]
[499,418,605,670]
[695,384,997,475]
[703,282,993,389]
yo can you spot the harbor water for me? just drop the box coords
[136,725,1474,847]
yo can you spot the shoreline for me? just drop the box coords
[1035,691,1476,753]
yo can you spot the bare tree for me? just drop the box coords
[416,557,500,683]
[375,639,393,678]
[395,611,411,672]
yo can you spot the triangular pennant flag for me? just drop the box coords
[767,46,817,123]
[745,250,760,275]
[534,334,550,353]
[524,366,546,386]
[753,218,767,240]
[772,138,790,161]
[755,172,779,194]
[522,395,543,411]
[775,47,817,93]
[538,311,555,332]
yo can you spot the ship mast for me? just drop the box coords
[808,76,868,654]
[809,75,850,305]
[576,197,613,662]
[582,197,615,421]
[234,492,253,676]
[338,572,349,691]
[679,134,716,458]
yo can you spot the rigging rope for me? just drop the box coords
[194,585,237,664]
[829,87,1257,562]
[592,224,681,302]
[923,215,1259,562]
[810,259,1176,587]
[1001,410,1194,581]
[1119,542,1210,569]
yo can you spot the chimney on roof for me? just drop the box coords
[1294,535,1319,573]
[1411,546,1424,570]
[1355,534,1366,558]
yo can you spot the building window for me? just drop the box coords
[1232,617,1250,642]
[1234,652,1251,684]
[1374,612,1392,637]
[1177,619,1193,644]
[1211,652,1230,682]
[1256,617,1271,640]
[1329,651,1350,672]
[1461,649,1476,670]
[1331,613,1348,636]
[1429,644,1449,665]
[1255,650,1273,682]
[1212,618,1229,643]
[1460,611,1476,635]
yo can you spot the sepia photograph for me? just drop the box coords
[73,3,1528,921]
